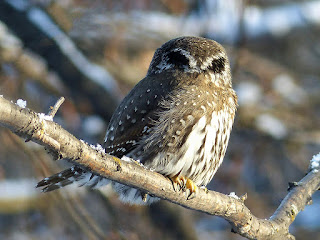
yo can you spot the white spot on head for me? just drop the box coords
[146,89,151,93]
[134,106,138,112]
[127,115,131,120]
[200,56,214,70]
[154,95,157,99]
[119,120,122,125]
[147,100,150,105]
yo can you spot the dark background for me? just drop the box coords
[0,0,319,239]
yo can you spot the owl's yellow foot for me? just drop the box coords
[185,178,198,200]
[170,175,186,191]
[170,176,198,200]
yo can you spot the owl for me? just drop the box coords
[37,36,238,204]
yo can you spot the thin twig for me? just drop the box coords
[48,97,65,118]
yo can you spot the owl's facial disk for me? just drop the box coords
[154,48,226,74]
[147,37,228,75]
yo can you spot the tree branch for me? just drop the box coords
[0,96,319,240]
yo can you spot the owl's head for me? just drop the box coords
[147,36,231,87]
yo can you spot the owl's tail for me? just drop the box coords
[36,166,110,192]
[37,166,158,205]
[112,182,159,205]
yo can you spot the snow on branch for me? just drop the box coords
[0,96,319,240]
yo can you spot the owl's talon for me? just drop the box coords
[187,191,196,200]
[170,175,186,192]
[172,182,179,192]
[185,189,191,199]
[185,178,198,200]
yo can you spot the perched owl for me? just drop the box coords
[37,36,238,204]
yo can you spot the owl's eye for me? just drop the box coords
[166,51,189,68]
[208,57,225,73]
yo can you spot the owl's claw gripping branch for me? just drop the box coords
[170,175,187,192]
[170,175,198,200]
[185,178,198,200]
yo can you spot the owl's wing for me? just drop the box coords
[103,71,176,158]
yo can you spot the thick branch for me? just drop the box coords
[0,96,319,240]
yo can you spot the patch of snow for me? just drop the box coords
[89,143,105,154]
[229,192,239,199]
[38,113,53,122]
[16,99,27,108]
[310,153,320,169]
[121,156,133,163]
[255,114,288,139]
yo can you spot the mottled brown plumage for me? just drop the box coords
[37,36,237,204]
